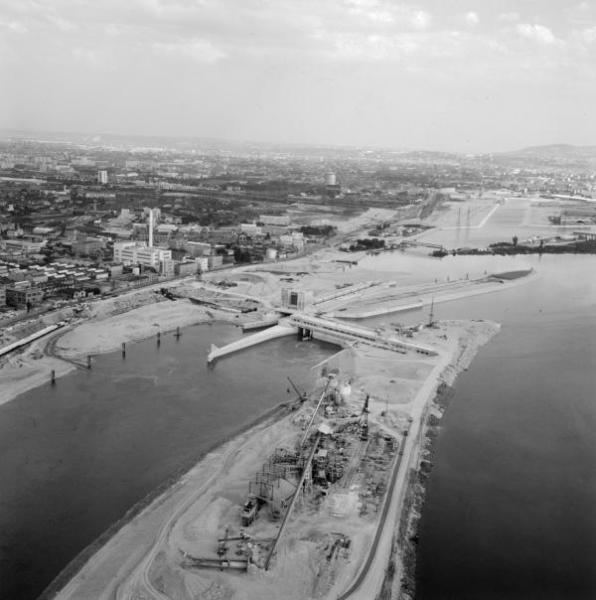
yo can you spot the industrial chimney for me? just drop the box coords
[148,209,154,248]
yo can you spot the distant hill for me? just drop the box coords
[504,144,596,160]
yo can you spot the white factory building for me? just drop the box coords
[113,241,172,271]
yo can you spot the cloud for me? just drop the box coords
[72,47,100,66]
[47,15,77,32]
[498,12,520,23]
[364,10,394,24]
[0,0,585,81]
[464,12,479,27]
[327,32,420,60]
[152,38,225,63]
[566,1,596,26]
[410,10,431,30]
[0,18,28,33]
[344,2,432,31]
[578,26,596,44]
[324,29,479,65]
[516,23,559,45]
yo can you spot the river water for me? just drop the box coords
[0,322,336,600]
[352,251,596,598]
[408,255,596,599]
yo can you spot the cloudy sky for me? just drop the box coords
[1,0,595,152]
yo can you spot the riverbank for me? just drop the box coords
[53,298,230,360]
[391,382,455,600]
[390,322,501,600]
[0,294,253,408]
[0,334,76,407]
[50,318,499,600]
[41,396,298,600]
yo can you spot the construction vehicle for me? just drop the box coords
[241,495,258,526]
[159,287,177,301]
[217,527,230,556]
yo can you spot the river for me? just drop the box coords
[407,255,596,599]
[0,322,336,600]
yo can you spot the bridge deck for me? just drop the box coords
[289,314,437,356]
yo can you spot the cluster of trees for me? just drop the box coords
[439,238,596,257]
[347,238,385,252]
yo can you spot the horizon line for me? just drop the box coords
[0,127,593,157]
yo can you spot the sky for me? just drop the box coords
[0,0,595,153]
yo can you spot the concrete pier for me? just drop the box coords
[207,323,297,363]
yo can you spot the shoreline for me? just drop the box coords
[391,327,500,600]
[391,382,456,600]
[48,382,330,600]
[40,396,299,600]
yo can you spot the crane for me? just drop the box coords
[360,395,370,441]
[287,376,307,403]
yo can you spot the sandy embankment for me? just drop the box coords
[51,318,499,600]
[0,287,247,407]
[0,338,75,407]
[54,299,217,359]
[0,306,83,407]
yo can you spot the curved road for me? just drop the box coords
[333,350,450,600]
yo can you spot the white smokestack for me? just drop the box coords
[148,209,154,248]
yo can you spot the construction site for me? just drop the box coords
[142,365,409,600]
[180,379,398,572]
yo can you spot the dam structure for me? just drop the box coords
[206,313,437,363]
